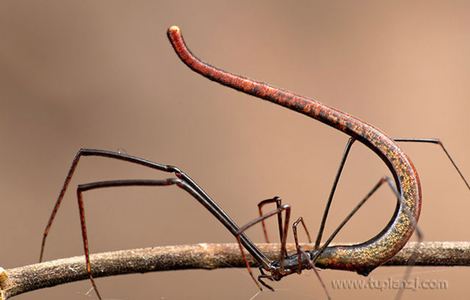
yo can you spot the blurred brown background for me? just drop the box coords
[1,1,470,299]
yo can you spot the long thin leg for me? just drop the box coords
[310,175,423,300]
[315,137,436,251]
[314,137,454,256]
[315,138,355,249]
[40,149,175,261]
[292,217,312,273]
[394,138,470,190]
[372,174,423,300]
[307,179,384,299]
[76,178,244,300]
[292,177,407,300]
[295,248,331,300]
[299,137,435,297]
[256,274,276,291]
[322,136,433,299]
[380,169,423,300]
[392,138,469,299]
[77,186,102,300]
[312,176,401,262]
[257,197,282,243]
[292,218,330,299]
[235,204,291,290]
[395,219,423,300]
[313,137,457,298]
[40,149,270,269]
[256,267,276,291]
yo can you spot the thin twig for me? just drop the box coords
[2,241,470,299]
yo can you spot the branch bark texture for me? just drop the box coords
[2,241,470,299]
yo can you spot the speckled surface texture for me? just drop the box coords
[168,26,421,275]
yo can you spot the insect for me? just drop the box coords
[38,25,469,299]
[167,24,421,278]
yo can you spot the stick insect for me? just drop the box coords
[39,25,470,299]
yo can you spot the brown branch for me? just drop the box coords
[2,241,470,299]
